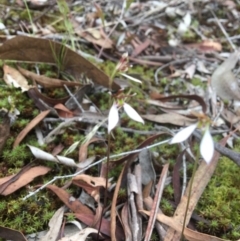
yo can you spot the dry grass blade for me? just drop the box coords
[110,162,126,241]
[121,203,132,241]
[144,163,169,241]
[13,110,50,148]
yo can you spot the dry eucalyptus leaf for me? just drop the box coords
[3,65,31,92]
[0,110,10,154]
[142,113,196,126]
[200,40,222,52]
[138,149,156,186]
[14,110,50,148]
[0,36,120,91]
[0,226,27,241]
[211,52,240,100]
[0,166,51,196]
[40,206,65,241]
[141,210,226,241]
[18,66,82,88]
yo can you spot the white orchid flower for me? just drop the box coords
[108,102,144,133]
[170,123,214,164]
[108,103,119,133]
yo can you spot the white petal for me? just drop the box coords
[123,103,144,124]
[169,123,197,144]
[183,12,191,27]
[120,73,142,83]
[108,103,119,133]
[200,128,214,164]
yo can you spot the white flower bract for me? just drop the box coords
[200,128,214,164]
[169,123,197,144]
[108,103,119,133]
[123,103,144,124]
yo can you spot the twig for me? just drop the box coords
[22,138,170,200]
[154,58,191,84]
[209,9,236,51]
[44,119,75,144]
[63,84,85,113]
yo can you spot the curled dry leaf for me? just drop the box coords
[54,104,74,118]
[28,87,69,108]
[28,145,81,168]
[73,174,110,188]
[47,185,93,215]
[73,179,100,202]
[58,228,98,241]
[3,65,32,92]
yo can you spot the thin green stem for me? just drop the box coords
[97,66,114,240]
[97,133,110,240]
[180,150,200,241]
[22,0,34,33]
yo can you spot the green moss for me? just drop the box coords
[2,144,32,167]
[196,157,240,239]
[150,231,159,241]
[182,30,197,42]
[118,188,127,200]
[160,198,174,216]
[191,77,203,87]
[0,193,58,234]
[66,213,75,222]
[164,184,174,199]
